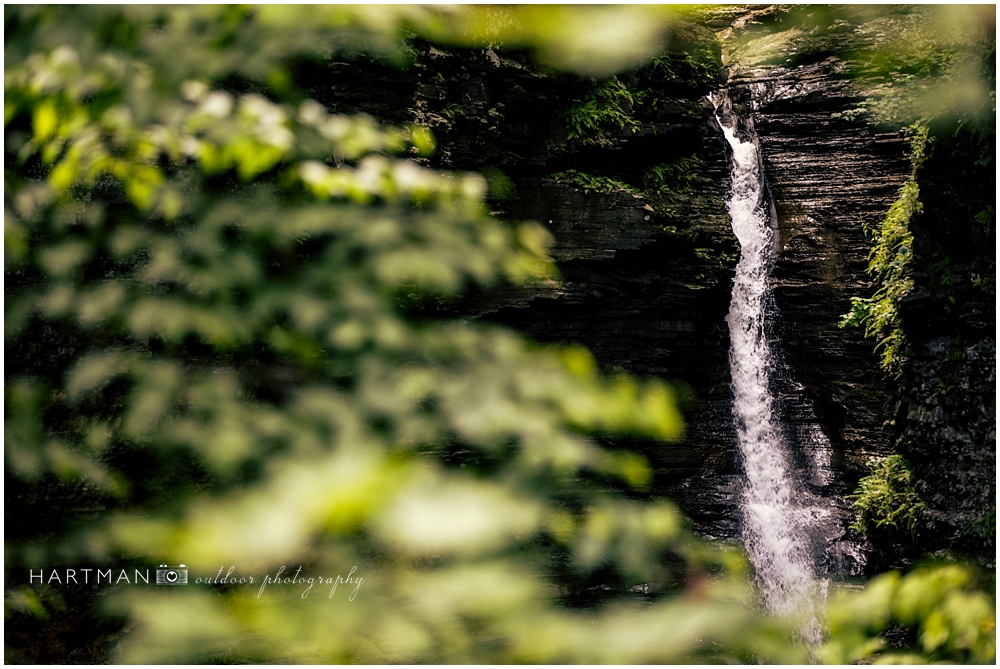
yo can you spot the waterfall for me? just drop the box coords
[711,90,823,637]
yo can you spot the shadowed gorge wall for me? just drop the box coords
[328,6,993,574]
[306,22,751,540]
[717,4,995,571]
[892,121,996,566]
[420,27,746,540]
[312,11,912,555]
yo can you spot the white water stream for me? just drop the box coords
[711,92,823,637]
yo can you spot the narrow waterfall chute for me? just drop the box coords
[711,90,821,636]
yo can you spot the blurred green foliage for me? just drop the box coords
[3,4,797,664]
[732,5,995,131]
[844,5,995,130]
[820,564,995,664]
[4,4,995,665]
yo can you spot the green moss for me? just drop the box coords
[441,102,474,120]
[970,505,996,540]
[850,455,927,536]
[551,169,638,196]
[974,205,994,226]
[552,23,723,152]
[840,179,918,373]
[649,49,720,83]
[841,125,927,374]
[553,154,703,204]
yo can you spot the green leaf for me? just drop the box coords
[33,100,59,141]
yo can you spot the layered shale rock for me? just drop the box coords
[719,4,995,569]
[724,58,910,493]
[325,6,993,569]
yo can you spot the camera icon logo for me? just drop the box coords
[156,564,188,585]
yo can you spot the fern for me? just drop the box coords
[850,455,927,536]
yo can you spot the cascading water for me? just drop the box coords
[711,90,828,638]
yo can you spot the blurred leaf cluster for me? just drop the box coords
[4,5,994,665]
[4,4,799,664]
[731,5,995,130]
[821,563,995,664]
[845,5,995,130]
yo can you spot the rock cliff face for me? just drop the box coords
[722,32,911,515]
[327,6,993,570]
[706,4,994,569]
[404,30,749,540]
[893,122,996,566]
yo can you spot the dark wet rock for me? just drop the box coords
[332,7,993,569]
[727,57,911,490]
[890,124,996,567]
[722,5,995,569]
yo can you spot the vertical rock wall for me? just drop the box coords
[335,26,751,539]
[893,122,996,567]
[725,60,910,495]
[719,4,995,570]
[319,7,992,570]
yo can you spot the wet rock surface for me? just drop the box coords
[330,7,992,568]
[891,124,996,567]
[726,58,911,493]
[721,4,995,569]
